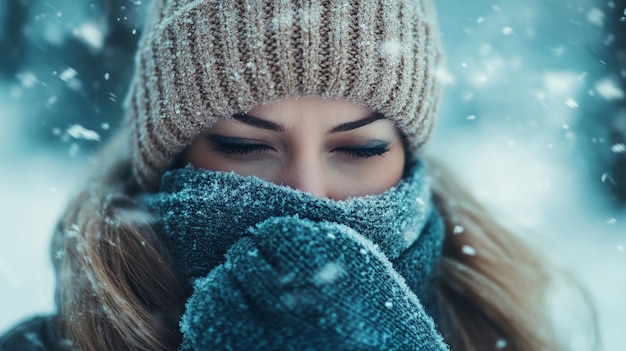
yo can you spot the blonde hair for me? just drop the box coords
[52,133,186,350]
[51,135,595,350]
[426,158,578,350]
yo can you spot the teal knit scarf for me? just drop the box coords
[144,161,448,350]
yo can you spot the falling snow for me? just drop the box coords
[595,78,625,101]
[501,27,514,35]
[564,98,579,108]
[586,8,605,27]
[610,143,626,153]
[58,68,78,82]
[601,173,616,184]
[16,72,38,88]
[379,40,404,59]
[1,1,625,349]
[66,125,101,142]
[416,197,425,206]
[495,339,508,349]
[313,262,344,285]
[461,245,477,256]
[72,22,105,51]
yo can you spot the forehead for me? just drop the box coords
[247,98,373,122]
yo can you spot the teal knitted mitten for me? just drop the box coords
[180,216,448,351]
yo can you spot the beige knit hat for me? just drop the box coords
[125,0,443,191]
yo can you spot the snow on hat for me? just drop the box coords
[125,0,443,191]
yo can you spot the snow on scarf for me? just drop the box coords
[144,161,448,351]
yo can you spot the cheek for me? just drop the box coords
[181,141,215,170]
[332,145,405,198]
[367,147,405,191]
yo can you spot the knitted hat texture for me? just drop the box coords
[126,0,443,191]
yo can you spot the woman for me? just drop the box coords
[0,0,591,350]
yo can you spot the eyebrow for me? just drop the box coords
[232,111,385,133]
[329,113,386,133]
[233,113,284,131]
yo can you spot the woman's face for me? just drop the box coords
[182,98,405,200]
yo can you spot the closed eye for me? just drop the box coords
[205,134,273,156]
[333,141,390,159]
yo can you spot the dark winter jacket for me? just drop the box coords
[0,316,62,351]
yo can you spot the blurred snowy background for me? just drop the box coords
[1,0,624,349]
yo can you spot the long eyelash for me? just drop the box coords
[205,135,270,155]
[213,143,269,155]
[336,143,390,158]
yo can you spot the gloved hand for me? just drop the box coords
[180,216,448,351]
